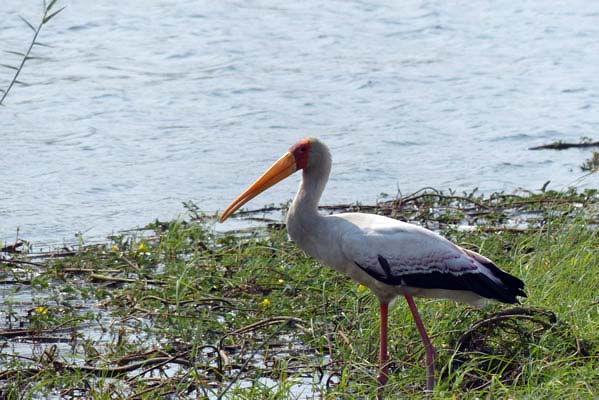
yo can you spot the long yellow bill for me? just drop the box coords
[219,151,297,222]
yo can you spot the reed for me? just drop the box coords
[0,1,64,106]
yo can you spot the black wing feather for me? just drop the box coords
[355,254,525,304]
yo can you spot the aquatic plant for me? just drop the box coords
[1,188,598,398]
[0,0,64,106]
[581,151,599,172]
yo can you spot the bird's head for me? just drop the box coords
[219,137,322,222]
[288,138,311,170]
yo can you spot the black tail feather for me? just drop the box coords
[463,249,526,303]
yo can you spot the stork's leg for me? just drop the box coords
[377,302,389,390]
[404,295,437,394]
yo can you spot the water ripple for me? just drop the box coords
[2,0,599,243]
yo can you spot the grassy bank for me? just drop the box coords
[1,188,598,399]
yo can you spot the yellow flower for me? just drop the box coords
[277,278,285,284]
[111,244,119,252]
[137,242,148,253]
[357,284,368,293]
[262,298,271,307]
[34,306,48,315]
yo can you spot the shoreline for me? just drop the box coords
[1,186,598,398]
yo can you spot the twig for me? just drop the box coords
[0,317,80,339]
[90,273,163,285]
[223,316,307,339]
[529,140,599,150]
[455,307,557,352]
[0,258,45,268]
[217,320,292,399]
[50,357,192,378]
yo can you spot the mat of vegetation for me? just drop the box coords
[1,187,598,399]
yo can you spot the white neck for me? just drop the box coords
[286,149,331,250]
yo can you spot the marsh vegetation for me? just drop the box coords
[1,188,598,399]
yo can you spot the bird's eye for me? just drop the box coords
[299,146,306,153]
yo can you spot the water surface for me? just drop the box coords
[2,0,599,244]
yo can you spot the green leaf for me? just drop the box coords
[43,6,65,24]
[18,16,37,32]
[46,0,59,12]
[0,64,19,71]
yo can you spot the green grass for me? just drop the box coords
[1,190,598,399]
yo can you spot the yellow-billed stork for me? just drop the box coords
[219,137,526,394]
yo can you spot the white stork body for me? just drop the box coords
[220,137,526,396]
[290,212,493,306]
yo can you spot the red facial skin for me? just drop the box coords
[289,139,311,170]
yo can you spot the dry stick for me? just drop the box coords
[0,259,45,268]
[455,307,557,351]
[138,295,236,307]
[0,279,32,285]
[127,383,163,400]
[127,379,180,400]
[397,192,491,210]
[50,357,192,378]
[115,348,172,366]
[216,317,308,372]
[15,335,73,343]
[90,273,162,285]
[126,354,184,382]
[0,317,81,338]
[529,141,599,150]
[27,249,78,259]
[120,256,142,272]
[226,316,306,337]
[0,368,40,380]
[217,320,292,399]
[62,268,121,274]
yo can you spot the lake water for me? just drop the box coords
[2,0,599,245]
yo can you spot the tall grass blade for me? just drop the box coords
[4,50,27,57]
[43,7,65,24]
[46,0,59,12]
[18,16,37,32]
[0,1,62,105]
[1,64,19,71]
